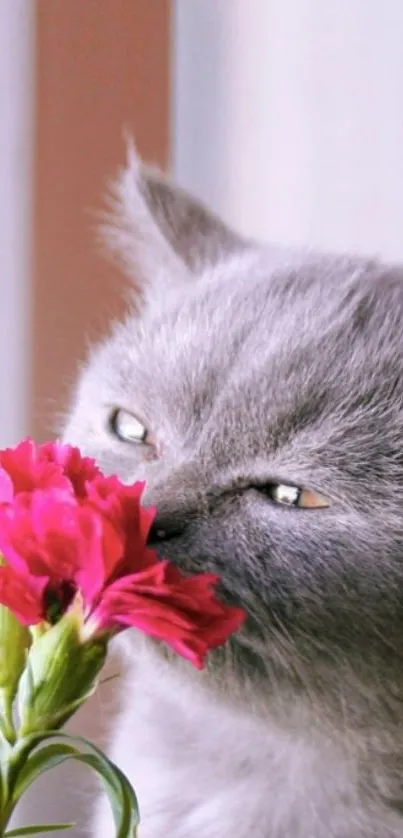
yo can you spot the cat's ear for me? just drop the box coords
[100,142,246,302]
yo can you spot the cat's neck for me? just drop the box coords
[107,641,403,838]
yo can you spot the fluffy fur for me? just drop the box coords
[63,149,403,837]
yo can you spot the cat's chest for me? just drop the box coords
[110,665,383,838]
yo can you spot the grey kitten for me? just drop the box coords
[63,147,403,838]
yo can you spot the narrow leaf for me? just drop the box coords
[10,732,139,838]
[12,743,79,802]
[75,753,139,837]
[4,824,74,836]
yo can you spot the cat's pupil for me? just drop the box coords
[272,484,300,506]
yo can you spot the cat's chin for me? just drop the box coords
[114,623,231,674]
[112,622,248,692]
[112,619,302,704]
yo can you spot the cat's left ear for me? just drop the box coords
[100,142,247,303]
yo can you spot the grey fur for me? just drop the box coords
[63,150,403,837]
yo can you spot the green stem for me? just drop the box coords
[0,798,16,837]
[0,738,39,835]
[0,760,16,838]
[0,691,16,746]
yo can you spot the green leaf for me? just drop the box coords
[0,734,13,812]
[74,753,138,837]
[12,743,79,802]
[18,623,106,738]
[10,733,139,838]
[4,825,74,836]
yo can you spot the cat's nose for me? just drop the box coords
[144,481,191,544]
[142,463,207,544]
[147,514,184,543]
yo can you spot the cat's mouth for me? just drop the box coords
[149,537,250,630]
[148,535,219,577]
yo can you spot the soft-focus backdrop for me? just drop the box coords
[2,0,403,834]
[3,0,403,451]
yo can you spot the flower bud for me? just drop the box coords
[0,604,30,743]
[18,596,107,737]
[0,604,30,696]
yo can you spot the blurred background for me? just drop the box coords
[3,0,403,833]
[4,0,403,453]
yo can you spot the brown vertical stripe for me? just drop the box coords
[32,0,170,441]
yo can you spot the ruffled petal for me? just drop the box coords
[0,565,47,625]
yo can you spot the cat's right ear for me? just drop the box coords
[100,142,246,307]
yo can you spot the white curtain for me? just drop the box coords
[0,0,33,446]
[173,0,403,261]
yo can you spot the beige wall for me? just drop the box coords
[32,0,170,441]
[10,6,170,833]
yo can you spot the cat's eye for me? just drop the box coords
[264,483,329,509]
[110,409,148,444]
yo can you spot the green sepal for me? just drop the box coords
[17,606,107,736]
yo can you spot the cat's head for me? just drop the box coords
[63,147,403,699]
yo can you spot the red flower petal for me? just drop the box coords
[0,564,47,625]
[86,477,157,576]
[0,491,121,611]
[0,439,72,496]
[0,467,13,504]
[0,438,246,668]
[90,562,245,666]
[39,441,101,497]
